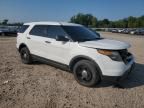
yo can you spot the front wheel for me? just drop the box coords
[73,60,100,87]
[20,47,32,64]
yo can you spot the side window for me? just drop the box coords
[47,26,67,39]
[18,25,29,33]
[29,25,48,37]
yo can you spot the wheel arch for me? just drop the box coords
[69,55,102,78]
[18,43,28,52]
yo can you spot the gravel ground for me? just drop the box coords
[0,32,144,108]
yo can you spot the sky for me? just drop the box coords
[0,0,144,23]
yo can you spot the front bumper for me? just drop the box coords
[102,62,135,82]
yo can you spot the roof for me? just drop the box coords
[24,21,82,26]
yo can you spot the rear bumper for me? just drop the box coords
[102,62,135,82]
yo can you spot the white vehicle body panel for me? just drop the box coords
[79,39,131,50]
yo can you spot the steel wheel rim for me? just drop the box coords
[76,65,92,82]
[21,50,28,61]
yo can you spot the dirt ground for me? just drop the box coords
[0,32,144,108]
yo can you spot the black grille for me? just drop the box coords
[119,49,132,64]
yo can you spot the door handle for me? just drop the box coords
[27,37,31,39]
[45,41,51,43]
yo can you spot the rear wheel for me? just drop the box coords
[73,60,100,87]
[20,47,32,64]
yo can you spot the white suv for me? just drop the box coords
[17,22,134,87]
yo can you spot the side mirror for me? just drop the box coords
[56,35,69,41]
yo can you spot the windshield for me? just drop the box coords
[62,26,100,42]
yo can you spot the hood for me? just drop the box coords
[79,39,131,50]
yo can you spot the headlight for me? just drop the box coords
[97,49,122,61]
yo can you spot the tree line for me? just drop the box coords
[70,13,144,28]
[1,13,144,28]
[0,19,23,26]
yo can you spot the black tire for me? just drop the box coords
[73,60,100,87]
[2,33,5,36]
[20,47,32,64]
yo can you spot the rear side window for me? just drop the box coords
[29,25,48,37]
[29,25,67,39]
[18,25,29,33]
